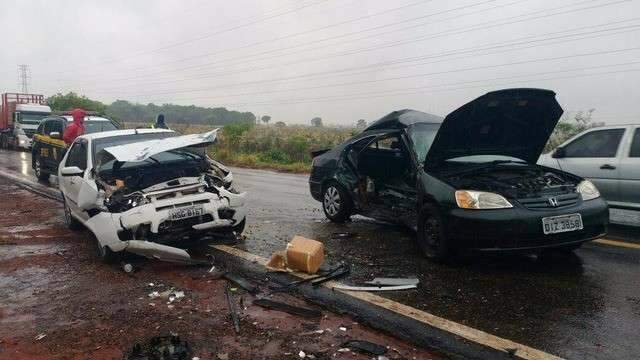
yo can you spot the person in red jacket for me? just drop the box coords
[63,108,86,145]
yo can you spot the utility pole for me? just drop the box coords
[18,64,30,93]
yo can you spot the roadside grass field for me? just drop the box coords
[124,122,357,173]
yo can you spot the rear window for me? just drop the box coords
[85,121,118,134]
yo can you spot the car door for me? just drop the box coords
[555,127,625,203]
[617,126,640,209]
[60,139,89,218]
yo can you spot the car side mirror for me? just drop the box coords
[60,166,84,177]
[50,131,61,140]
[552,147,566,158]
[77,181,99,210]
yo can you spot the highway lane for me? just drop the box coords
[1,148,639,359]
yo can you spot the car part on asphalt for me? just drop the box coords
[332,284,417,291]
[266,250,288,271]
[252,298,322,318]
[223,273,258,294]
[126,335,192,360]
[269,263,350,294]
[224,282,241,334]
[308,88,609,260]
[331,231,355,239]
[341,340,388,356]
[364,277,420,286]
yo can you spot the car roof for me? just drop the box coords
[365,109,444,131]
[78,128,175,141]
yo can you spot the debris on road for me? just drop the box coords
[332,284,417,291]
[286,236,324,274]
[34,333,46,341]
[223,272,258,294]
[253,298,322,318]
[224,282,241,334]
[269,263,350,293]
[122,262,134,273]
[364,277,420,286]
[341,339,388,356]
[126,335,192,360]
[266,250,288,271]
[331,232,355,240]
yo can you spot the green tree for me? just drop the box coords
[544,109,597,152]
[356,119,367,128]
[261,115,271,125]
[311,117,323,127]
[47,92,107,114]
[275,121,286,127]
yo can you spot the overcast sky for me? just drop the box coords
[1,0,639,125]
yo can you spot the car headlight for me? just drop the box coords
[455,190,513,209]
[577,180,600,201]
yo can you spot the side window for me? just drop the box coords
[630,128,640,158]
[43,120,53,135]
[36,121,45,135]
[65,140,88,171]
[564,129,625,158]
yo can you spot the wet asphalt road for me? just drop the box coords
[1,149,639,359]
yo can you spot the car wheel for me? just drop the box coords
[34,157,49,181]
[322,182,352,223]
[417,204,451,262]
[62,196,82,230]
[233,218,246,234]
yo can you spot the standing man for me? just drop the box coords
[63,108,86,144]
[154,114,168,129]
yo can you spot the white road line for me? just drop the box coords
[212,244,563,360]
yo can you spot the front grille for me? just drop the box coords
[518,193,580,210]
[22,129,35,138]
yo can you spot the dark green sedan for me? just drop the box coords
[309,88,608,261]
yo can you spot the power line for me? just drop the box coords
[45,0,334,76]
[177,64,640,107]
[52,0,630,90]
[135,47,640,103]
[91,22,640,97]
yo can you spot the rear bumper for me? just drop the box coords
[444,197,609,251]
[309,179,323,202]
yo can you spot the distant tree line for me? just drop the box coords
[46,92,256,126]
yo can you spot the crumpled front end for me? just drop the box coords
[86,176,246,263]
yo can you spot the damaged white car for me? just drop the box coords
[57,128,247,263]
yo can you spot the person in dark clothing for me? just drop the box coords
[63,108,86,144]
[155,114,168,129]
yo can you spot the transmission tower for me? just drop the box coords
[18,64,30,93]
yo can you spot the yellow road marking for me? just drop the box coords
[212,244,563,360]
[594,238,640,249]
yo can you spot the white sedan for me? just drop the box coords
[58,128,247,263]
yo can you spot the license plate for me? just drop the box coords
[542,213,583,235]
[169,205,204,221]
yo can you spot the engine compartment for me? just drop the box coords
[440,164,580,199]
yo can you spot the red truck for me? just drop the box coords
[1,93,52,150]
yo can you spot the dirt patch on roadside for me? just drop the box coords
[0,179,439,359]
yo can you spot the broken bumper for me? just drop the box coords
[85,190,246,261]
[444,197,609,251]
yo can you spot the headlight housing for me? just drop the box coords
[577,180,600,201]
[455,190,513,209]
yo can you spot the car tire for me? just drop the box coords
[34,157,49,181]
[62,196,82,230]
[417,203,451,262]
[322,182,352,223]
[232,218,246,235]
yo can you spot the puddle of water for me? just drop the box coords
[4,223,53,233]
[0,244,67,261]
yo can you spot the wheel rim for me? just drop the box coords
[423,216,441,249]
[323,186,341,217]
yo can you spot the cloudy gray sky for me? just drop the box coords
[1,0,639,125]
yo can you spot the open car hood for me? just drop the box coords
[424,88,563,168]
[101,130,218,163]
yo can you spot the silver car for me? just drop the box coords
[539,124,640,226]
